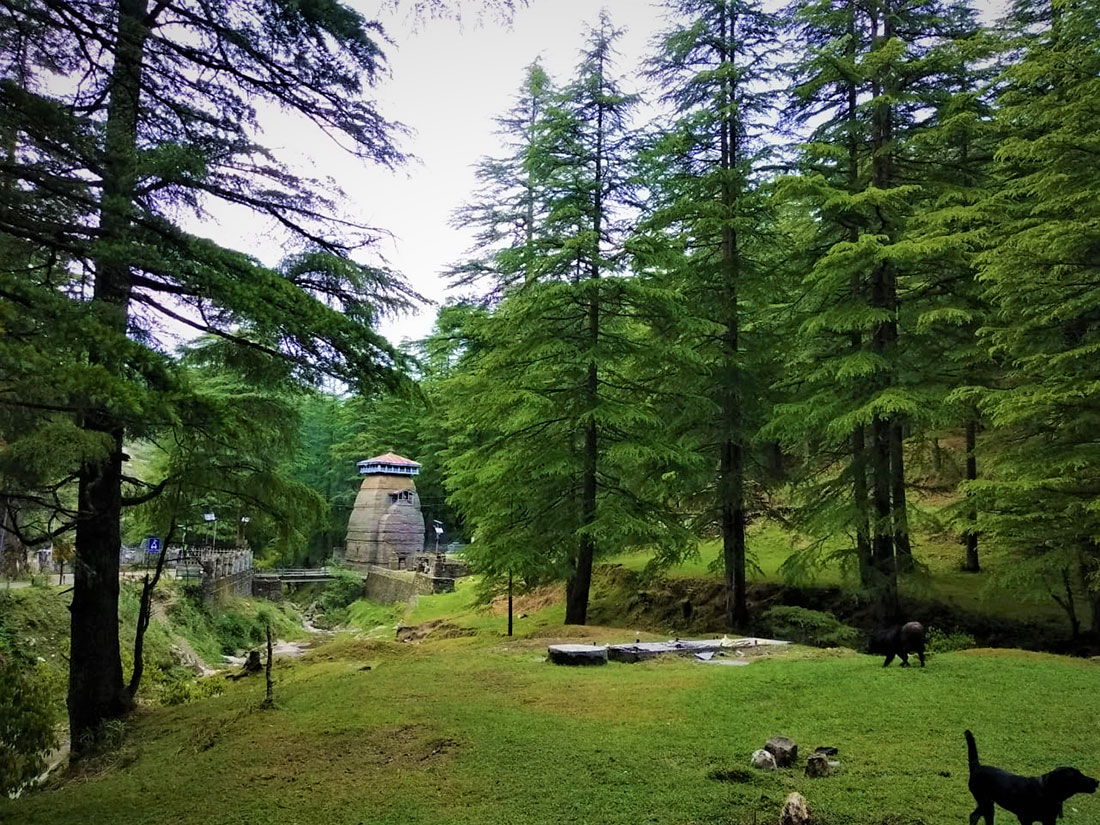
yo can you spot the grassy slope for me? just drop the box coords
[4,630,1098,825]
[607,521,1068,627]
[0,581,307,719]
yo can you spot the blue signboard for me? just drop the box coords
[146,536,161,554]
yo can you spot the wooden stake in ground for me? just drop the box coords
[262,621,274,709]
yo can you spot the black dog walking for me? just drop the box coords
[868,621,926,667]
[965,729,1098,825]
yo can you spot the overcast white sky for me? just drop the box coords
[194,1,669,348]
[195,0,1006,350]
[355,0,670,346]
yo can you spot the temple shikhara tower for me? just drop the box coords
[344,452,425,570]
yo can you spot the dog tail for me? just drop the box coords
[965,730,979,770]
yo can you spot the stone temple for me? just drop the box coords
[344,452,424,570]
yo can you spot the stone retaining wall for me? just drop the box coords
[178,547,254,605]
[203,568,253,603]
[362,566,454,604]
[251,577,284,601]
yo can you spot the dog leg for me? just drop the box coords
[882,653,895,667]
[900,651,910,667]
[918,649,925,667]
[969,803,993,825]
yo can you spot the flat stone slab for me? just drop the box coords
[607,637,789,663]
[608,640,721,663]
[547,644,608,666]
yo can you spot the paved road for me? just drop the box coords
[3,574,73,589]
[3,571,157,589]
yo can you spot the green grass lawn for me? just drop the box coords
[5,631,1098,825]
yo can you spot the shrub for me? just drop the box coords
[0,657,58,795]
[318,571,364,615]
[214,611,258,654]
[309,571,365,627]
[160,676,224,706]
[925,626,976,653]
[760,606,862,648]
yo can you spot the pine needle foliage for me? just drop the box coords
[967,0,1100,634]
[0,0,427,748]
[441,16,692,623]
[633,0,783,627]
[771,0,981,614]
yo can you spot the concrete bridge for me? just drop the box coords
[252,568,339,584]
[252,558,463,604]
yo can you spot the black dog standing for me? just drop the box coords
[868,621,926,667]
[965,730,1098,825]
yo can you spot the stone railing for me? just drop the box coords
[176,546,253,604]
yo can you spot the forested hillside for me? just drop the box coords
[421,0,1100,638]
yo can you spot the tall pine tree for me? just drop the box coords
[638,0,781,627]
[443,15,691,625]
[970,0,1100,636]
[774,0,980,613]
[0,0,420,749]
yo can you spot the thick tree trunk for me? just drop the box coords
[870,416,898,619]
[565,63,604,626]
[566,369,598,626]
[70,0,149,753]
[890,422,912,573]
[962,416,980,572]
[845,3,872,589]
[717,4,747,629]
[851,425,873,586]
[70,437,131,747]
[867,0,900,620]
[720,436,747,629]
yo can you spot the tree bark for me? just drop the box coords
[845,1,873,588]
[128,516,176,698]
[713,3,747,629]
[890,422,913,573]
[70,0,150,752]
[867,0,900,619]
[565,45,605,626]
[962,416,980,571]
[507,572,513,637]
[852,425,873,586]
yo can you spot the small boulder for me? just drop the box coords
[751,749,777,770]
[805,753,834,777]
[765,735,798,768]
[779,792,811,825]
